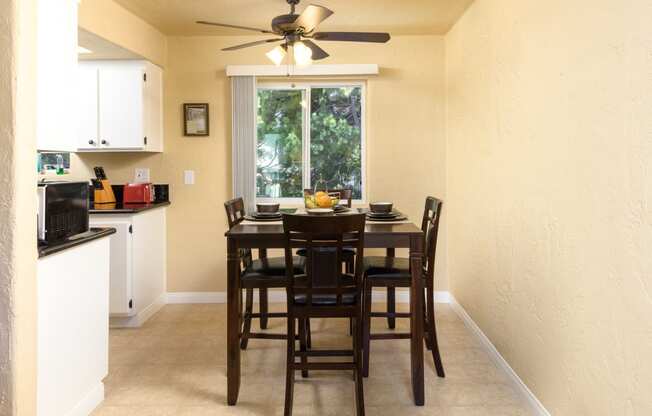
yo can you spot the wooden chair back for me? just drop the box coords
[421,197,443,283]
[282,214,366,310]
[224,197,246,228]
[224,197,252,268]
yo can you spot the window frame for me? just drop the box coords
[255,81,367,205]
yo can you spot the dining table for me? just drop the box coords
[224,217,426,406]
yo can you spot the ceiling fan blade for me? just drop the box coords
[312,32,391,43]
[222,38,284,51]
[301,40,329,60]
[196,20,273,34]
[294,5,334,33]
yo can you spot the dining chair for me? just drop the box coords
[361,196,445,378]
[224,197,306,349]
[282,213,367,416]
[301,188,356,335]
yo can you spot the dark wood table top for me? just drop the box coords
[226,222,423,237]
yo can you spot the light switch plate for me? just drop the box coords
[135,168,150,183]
[184,170,195,185]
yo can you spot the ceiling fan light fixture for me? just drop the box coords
[293,41,313,66]
[266,45,286,66]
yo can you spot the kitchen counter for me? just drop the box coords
[38,227,116,258]
[90,200,171,214]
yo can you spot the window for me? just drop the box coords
[256,83,365,201]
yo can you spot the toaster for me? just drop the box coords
[123,183,154,204]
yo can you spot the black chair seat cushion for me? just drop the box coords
[363,256,411,279]
[241,256,304,281]
[292,275,357,306]
[296,247,356,259]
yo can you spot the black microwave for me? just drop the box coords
[37,182,89,244]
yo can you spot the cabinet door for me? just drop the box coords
[98,66,144,150]
[89,218,134,316]
[143,62,164,152]
[76,64,100,150]
[36,0,78,152]
[132,208,166,315]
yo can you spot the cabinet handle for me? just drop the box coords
[88,139,95,145]
[101,139,108,145]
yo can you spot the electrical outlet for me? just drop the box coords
[135,168,150,183]
[184,170,195,185]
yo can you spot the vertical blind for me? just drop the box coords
[231,76,257,213]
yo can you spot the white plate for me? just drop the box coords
[306,208,334,215]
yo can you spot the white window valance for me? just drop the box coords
[226,64,379,77]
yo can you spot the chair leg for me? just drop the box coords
[299,318,309,378]
[387,287,396,329]
[353,315,365,416]
[426,283,445,378]
[423,290,432,351]
[306,318,312,349]
[240,288,254,350]
[362,280,372,377]
[284,316,296,416]
[259,288,269,329]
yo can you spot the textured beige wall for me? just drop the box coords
[0,1,17,412]
[0,0,38,414]
[72,34,447,293]
[78,0,167,67]
[446,0,652,414]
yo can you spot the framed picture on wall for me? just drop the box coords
[183,103,210,136]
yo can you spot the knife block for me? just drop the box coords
[94,180,116,204]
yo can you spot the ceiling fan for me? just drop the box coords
[196,0,391,65]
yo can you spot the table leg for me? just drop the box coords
[227,237,241,405]
[409,235,425,406]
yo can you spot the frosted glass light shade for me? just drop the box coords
[293,42,313,66]
[266,46,286,66]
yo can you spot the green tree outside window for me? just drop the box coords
[256,86,363,199]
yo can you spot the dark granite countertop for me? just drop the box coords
[38,227,116,258]
[89,200,171,214]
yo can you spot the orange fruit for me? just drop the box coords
[315,191,328,199]
[316,194,332,208]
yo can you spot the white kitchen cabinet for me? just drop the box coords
[37,236,111,416]
[77,65,99,150]
[90,207,167,327]
[36,0,78,151]
[77,60,164,152]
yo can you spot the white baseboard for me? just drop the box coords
[66,381,104,416]
[449,294,550,416]
[165,290,451,304]
[166,291,227,304]
[110,293,166,328]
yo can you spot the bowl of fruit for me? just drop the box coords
[304,191,340,209]
[304,179,340,209]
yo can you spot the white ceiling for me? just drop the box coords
[113,0,474,36]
